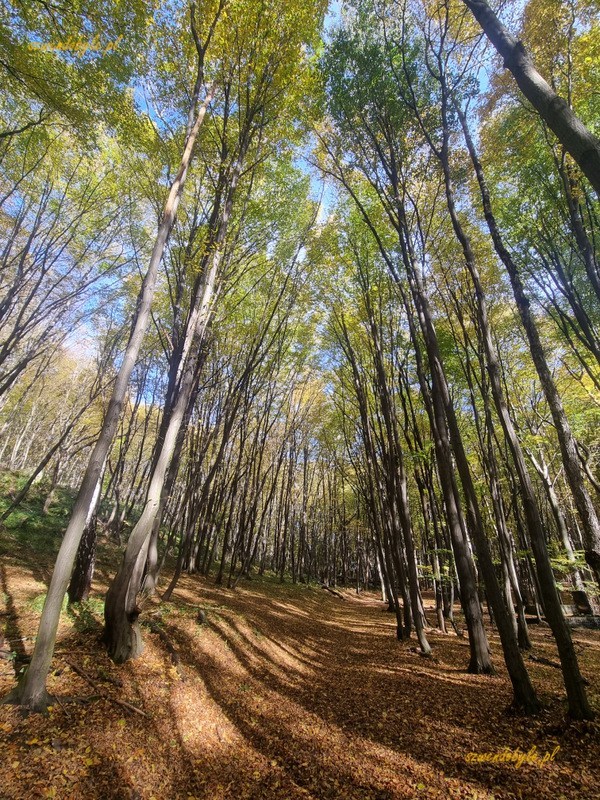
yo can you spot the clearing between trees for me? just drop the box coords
[1,529,600,800]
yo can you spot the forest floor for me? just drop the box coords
[2,513,600,798]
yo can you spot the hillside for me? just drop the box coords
[2,520,600,800]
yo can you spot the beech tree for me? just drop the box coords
[460,0,600,195]
[2,0,223,710]
[0,0,598,725]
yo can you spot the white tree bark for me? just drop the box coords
[2,84,216,711]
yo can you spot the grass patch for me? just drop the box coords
[67,598,104,633]
[27,594,103,634]
[0,471,75,559]
[28,592,69,615]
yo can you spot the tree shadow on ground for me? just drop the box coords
[0,561,29,675]
[1,570,599,800]
[156,579,596,800]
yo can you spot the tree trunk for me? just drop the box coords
[68,464,106,604]
[103,252,221,662]
[1,82,216,709]
[457,103,593,719]
[461,0,600,196]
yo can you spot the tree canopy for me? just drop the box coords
[1,0,600,796]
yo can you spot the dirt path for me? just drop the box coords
[2,565,600,799]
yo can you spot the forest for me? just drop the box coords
[1,0,600,797]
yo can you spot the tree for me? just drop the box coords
[2,0,221,711]
[461,0,600,195]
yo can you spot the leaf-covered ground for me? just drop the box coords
[2,534,600,799]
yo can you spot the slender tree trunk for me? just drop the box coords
[456,103,592,718]
[461,0,600,195]
[399,258,494,674]
[103,249,222,662]
[0,83,216,708]
[68,460,107,603]
[530,453,594,608]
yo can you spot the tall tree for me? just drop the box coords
[3,0,222,710]
[461,0,600,195]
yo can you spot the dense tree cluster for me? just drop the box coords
[1,0,599,721]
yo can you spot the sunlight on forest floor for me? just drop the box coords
[2,546,600,799]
